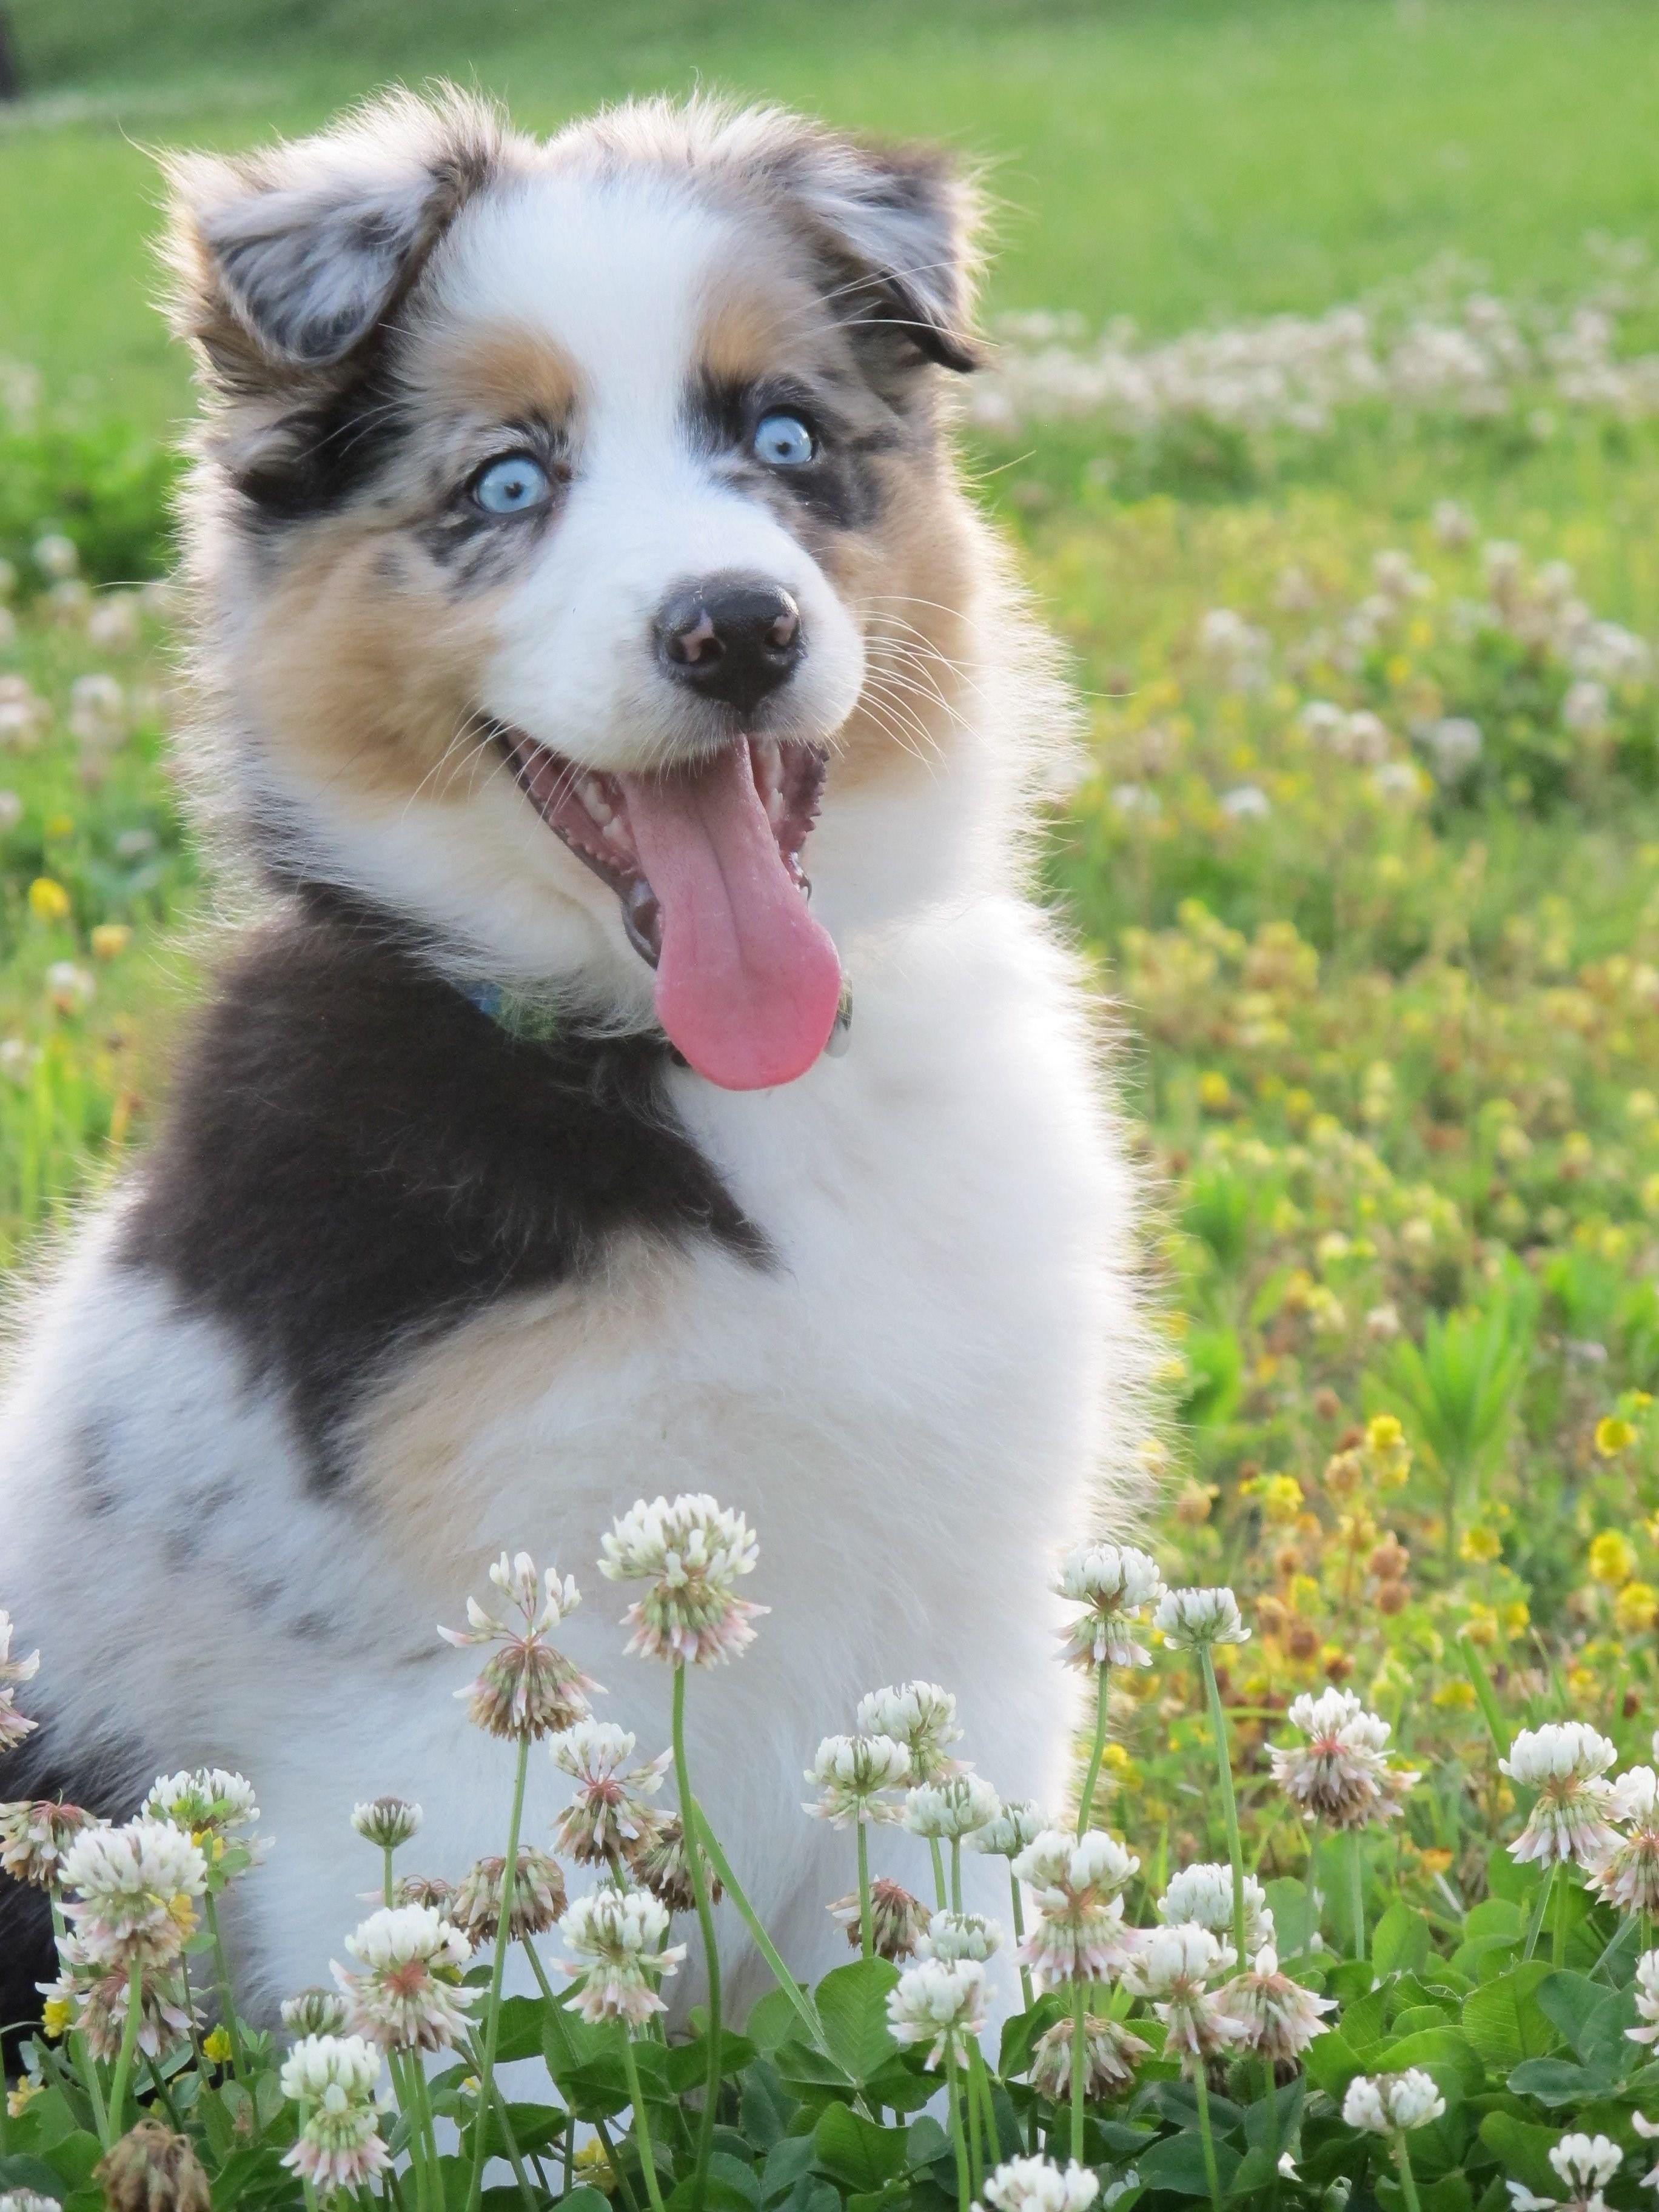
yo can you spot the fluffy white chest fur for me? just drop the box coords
[1,893,1134,2013]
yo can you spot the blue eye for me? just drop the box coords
[752,412,816,468]
[472,454,553,515]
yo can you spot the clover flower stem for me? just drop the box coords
[964,2042,984,2200]
[1069,1975,1087,2162]
[688,1805,826,2051]
[52,1895,108,2140]
[1193,2056,1224,2212]
[857,1822,874,1960]
[930,1838,948,1911]
[1522,1860,1557,1962]
[463,2034,537,2212]
[104,1959,144,2147]
[1552,1864,1571,1967]
[1394,2133,1424,2212]
[203,1888,251,2087]
[291,2104,323,2212]
[466,1728,532,2212]
[594,2116,643,2212]
[523,1934,560,2005]
[617,2033,667,2212]
[144,2049,187,2134]
[1305,1815,1324,1940]
[969,2043,1000,2165]
[394,2054,433,2212]
[1349,1835,1366,1962]
[1199,1648,1249,1968]
[951,1838,964,1912]
[944,2043,971,2212]
[383,1847,396,1907]
[1077,1664,1111,1838]
[671,1661,724,2205]
[1008,1873,1034,2013]
[1591,1910,1638,1982]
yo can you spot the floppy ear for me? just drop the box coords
[161,86,502,386]
[775,131,984,374]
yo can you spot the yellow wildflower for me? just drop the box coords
[27,877,71,923]
[7,2078,41,2117]
[1460,1526,1503,1564]
[1500,1601,1530,1636]
[203,2025,233,2063]
[1198,1070,1233,1113]
[1596,1416,1638,1456]
[1615,1582,1658,1634]
[90,922,130,960]
[1588,1530,1637,1587]
[1432,1680,1476,1711]
[41,1994,73,2039]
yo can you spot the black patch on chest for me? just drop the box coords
[0,1715,153,2068]
[118,903,767,1490]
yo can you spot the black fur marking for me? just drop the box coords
[118,900,769,1493]
[686,371,893,536]
[0,1713,155,2068]
[233,357,411,524]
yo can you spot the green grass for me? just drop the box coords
[4,0,1659,430]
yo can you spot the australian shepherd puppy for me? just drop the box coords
[0,89,1147,2031]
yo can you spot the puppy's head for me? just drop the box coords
[166,89,987,1090]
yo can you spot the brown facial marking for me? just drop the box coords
[246,524,500,803]
[406,320,584,427]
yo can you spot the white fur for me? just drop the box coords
[0,101,1148,2028]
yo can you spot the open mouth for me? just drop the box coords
[494,728,844,1092]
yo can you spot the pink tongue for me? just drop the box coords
[619,745,842,1091]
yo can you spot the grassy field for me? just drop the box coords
[8,0,1659,2128]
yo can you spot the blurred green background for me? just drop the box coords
[5,0,1659,429]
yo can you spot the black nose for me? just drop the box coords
[655,576,803,716]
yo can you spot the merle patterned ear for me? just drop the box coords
[162,87,501,384]
[779,132,984,374]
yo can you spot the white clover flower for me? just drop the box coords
[559,1886,686,2026]
[918,1910,1002,1963]
[46,964,95,1014]
[1587,1766,1659,1915]
[59,1818,208,1969]
[281,1988,350,2037]
[600,1494,766,1666]
[1133,1923,1246,2067]
[1153,1586,1250,1649]
[32,534,78,581]
[440,1551,597,1738]
[1217,1945,1335,2062]
[0,1610,39,1754]
[972,1799,1049,1858]
[1421,715,1483,782]
[0,1799,97,1888]
[886,1957,987,2066]
[1270,1687,1418,1831]
[1563,679,1610,738]
[1028,2012,1149,2100]
[1159,1863,1273,1956]
[280,2034,391,2195]
[630,1813,722,1916]
[332,1903,475,2052]
[1501,1724,1620,1867]
[549,1719,671,1863]
[1629,1948,1659,2046]
[1220,785,1271,822]
[829,1877,933,1962]
[1507,2133,1624,2211]
[856,1681,963,1783]
[1632,2111,1659,2193]
[0,2193,60,2212]
[452,1848,567,1943]
[804,1734,911,1826]
[905,1772,1000,1841]
[978,2155,1101,2212]
[350,1798,422,1851]
[42,1937,195,2062]
[1432,500,1475,546]
[1014,1828,1140,1989]
[1342,2068,1446,2135]
[1053,1543,1166,1671]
